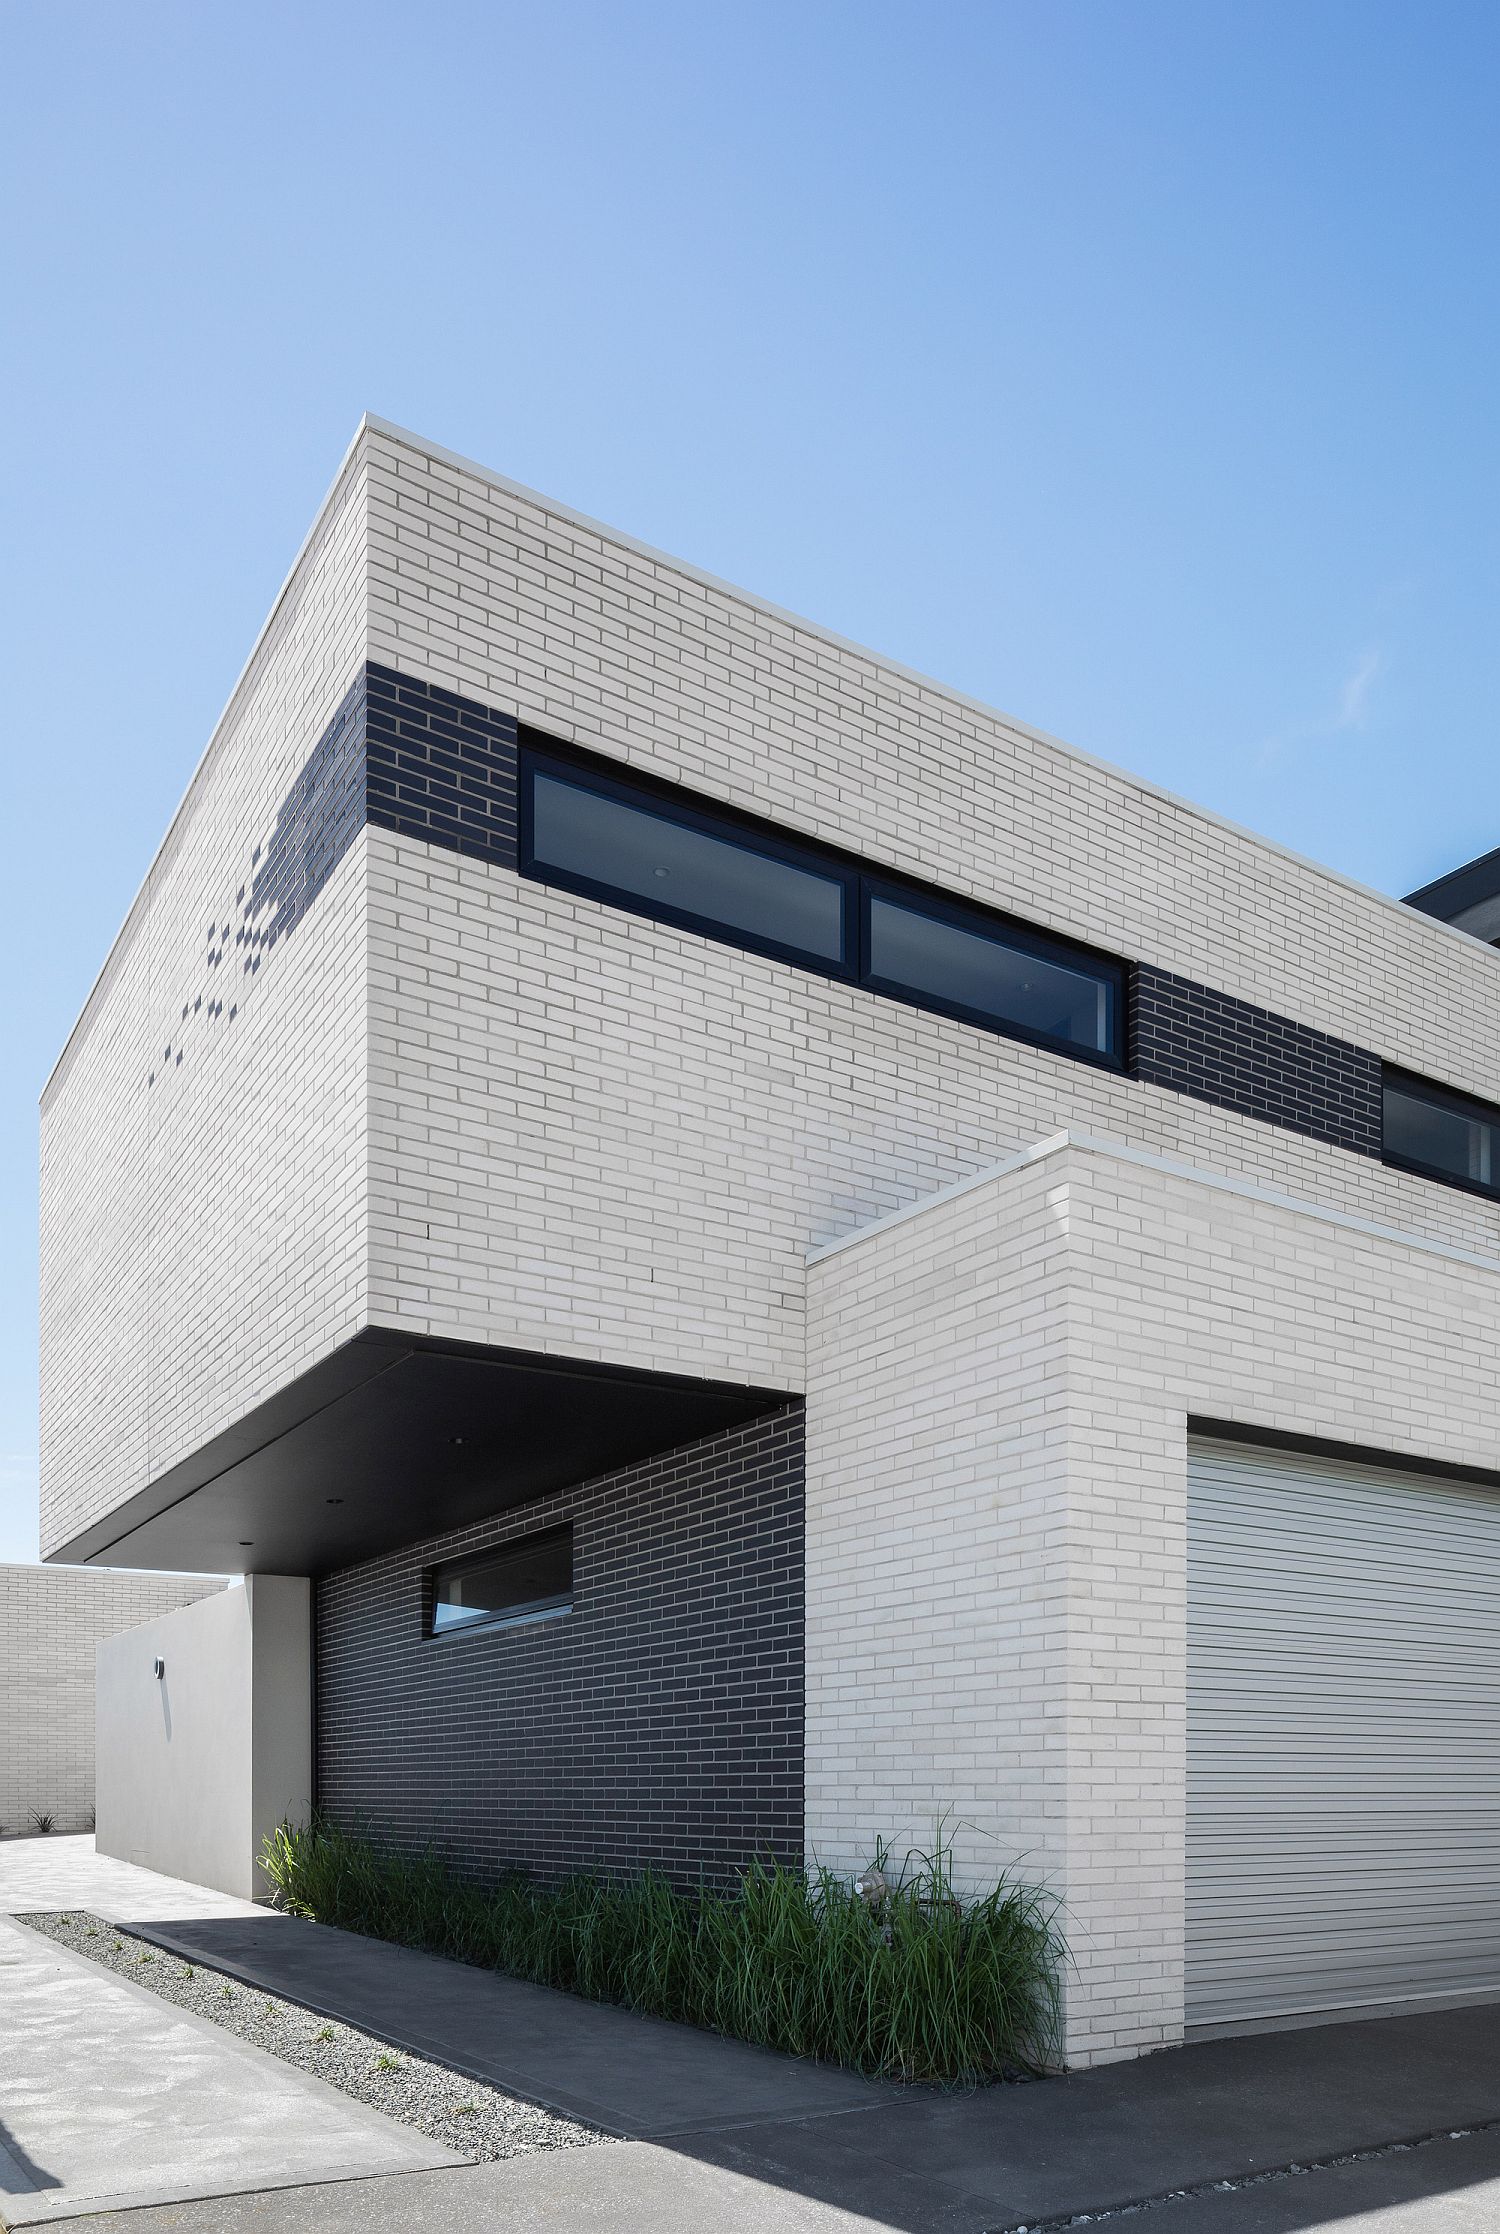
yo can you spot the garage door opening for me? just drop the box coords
[1187,1436,1500,2037]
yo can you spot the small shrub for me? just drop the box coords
[29,1811,55,1836]
[261,1817,1062,2085]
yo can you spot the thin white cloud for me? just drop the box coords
[1258,645,1385,767]
[1334,647,1382,730]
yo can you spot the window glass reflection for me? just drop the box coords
[530,771,848,963]
[1384,1079,1498,1193]
[867,893,1115,1053]
[431,1528,573,1635]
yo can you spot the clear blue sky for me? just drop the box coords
[2,0,1497,1563]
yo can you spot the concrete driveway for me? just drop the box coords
[7,1839,1500,2233]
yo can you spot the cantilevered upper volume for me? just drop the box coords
[39,412,1500,1558]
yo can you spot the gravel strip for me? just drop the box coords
[19,1910,608,2163]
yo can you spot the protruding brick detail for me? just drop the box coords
[315,1405,805,1885]
[1132,965,1383,1157]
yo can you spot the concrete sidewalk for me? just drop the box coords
[0,1917,461,2227]
[0,1836,267,1924]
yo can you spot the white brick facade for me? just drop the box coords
[807,1134,1500,2064]
[0,1565,223,1833]
[37,418,1500,2065]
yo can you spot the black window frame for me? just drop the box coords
[425,1523,574,1641]
[1381,1065,1500,1204]
[860,875,1126,1070]
[520,744,860,981]
[518,735,1126,1073]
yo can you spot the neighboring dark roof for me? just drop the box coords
[1404,844,1500,924]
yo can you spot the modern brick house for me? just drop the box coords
[39,418,1500,2065]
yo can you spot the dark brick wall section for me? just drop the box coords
[1132,965,1383,1156]
[364,662,519,869]
[315,1405,805,1885]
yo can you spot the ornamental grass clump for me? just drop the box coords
[261,1817,1061,2084]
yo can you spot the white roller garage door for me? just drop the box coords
[1187,1436,1500,2035]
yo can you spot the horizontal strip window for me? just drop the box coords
[429,1525,573,1638]
[865,882,1120,1056]
[526,758,853,971]
[520,747,1124,1067]
[1382,1068,1500,1201]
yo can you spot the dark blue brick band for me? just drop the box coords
[1132,965,1383,1157]
[364,662,519,868]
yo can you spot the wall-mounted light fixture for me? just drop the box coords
[153,1658,165,1681]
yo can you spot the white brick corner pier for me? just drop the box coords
[804,1131,1500,2067]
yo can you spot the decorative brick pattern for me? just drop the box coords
[0,1565,224,1833]
[365,662,519,868]
[1132,966,1383,1156]
[246,667,370,954]
[316,1406,805,1884]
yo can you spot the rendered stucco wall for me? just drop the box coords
[0,1565,224,1834]
[804,1133,1500,2068]
[95,1575,312,1900]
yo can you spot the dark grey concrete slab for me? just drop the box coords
[127,1912,883,2137]
[680,1999,1500,2229]
[117,1911,1500,2234]
[1060,2119,1500,2233]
